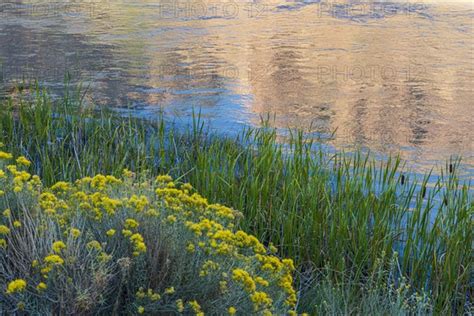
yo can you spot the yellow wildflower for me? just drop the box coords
[188,300,202,314]
[51,181,70,191]
[232,268,256,292]
[127,194,149,212]
[150,293,161,301]
[181,183,193,191]
[70,228,81,238]
[39,192,57,210]
[282,258,295,271]
[0,225,11,235]
[122,168,134,178]
[228,307,237,315]
[124,218,139,229]
[200,260,219,277]
[165,287,175,294]
[130,233,147,255]
[167,215,177,223]
[255,276,269,287]
[186,243,195,253]
[0,151,13,160]
[98,252,112,262]
[106,229,116,237]
[136,287,146,299]
[220,280,228,293]
[36,282,47,291]
[250,291,273,310]
[176,299,184,312]
[52,241,66,253]
[13,221,21,228]
[145,208,159,217]
[86,240,102,251]
[44,254,64,265]
[156,174,173,183]
[16,156,31,166]
[6,279,27,294]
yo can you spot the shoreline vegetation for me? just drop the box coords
[1,153,299,314]
[0,88,472,314]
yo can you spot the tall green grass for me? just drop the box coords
[0,89,472,314]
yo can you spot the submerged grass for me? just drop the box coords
[0,89,472,314]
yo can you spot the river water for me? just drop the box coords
[0,0,472,176]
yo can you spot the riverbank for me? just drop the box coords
[0,90,472,314]
[1,153,301,314]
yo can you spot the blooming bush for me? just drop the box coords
[0,149,299,315]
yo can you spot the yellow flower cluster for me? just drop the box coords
[130,233,146,256]
[165,286,175,294]
[43,254,64,265]
[0,225,10,235]
[52,241,66,253]
[16,156,31,167]
[251,291,273,311]
[6,279,27,294]
[156,174,173,183]
[125,218,139,229]
[127,194,149,212]
[122,168,134,178]
[89,174,122,190]
[0,151,299,314]
[106,229,116,237]
[41,254,64,275]
[233,268,257,292]
[70,228,81,238]
[87,240,102,251]
[176,299,185,312]
[188,300,203,316]
[199,260,219,277]
[2,163,38,193]
[51,181,71,192]
[136,287,161,301]
[36,282,47,291]
[0,151,13,160]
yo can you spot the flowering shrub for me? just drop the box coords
[0,149,299,315]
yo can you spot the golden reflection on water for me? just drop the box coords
[0,0,472,172]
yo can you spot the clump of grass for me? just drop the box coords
[298,257,433,315]
[0,89,472,314]
[0,151,298,314]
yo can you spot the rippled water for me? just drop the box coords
[0,0,472,175]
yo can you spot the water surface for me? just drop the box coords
[0,0,472,175]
